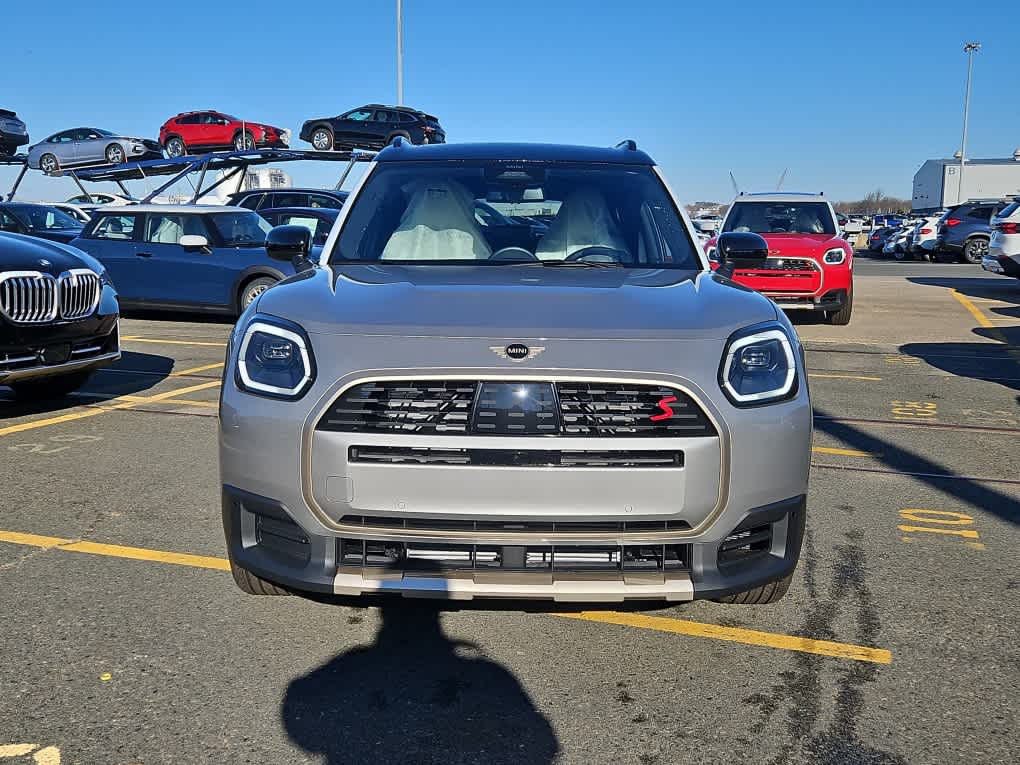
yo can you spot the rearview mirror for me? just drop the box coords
[180,234,209,250]
[267,225,314,269]
[714,232,768,278]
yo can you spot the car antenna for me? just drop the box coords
[729,171,740,196]
[776,168,788,191]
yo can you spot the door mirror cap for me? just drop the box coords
[180,234,209,250]
[716,232,768,266]
[267,224,313,265]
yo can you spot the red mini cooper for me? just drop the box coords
[707,193,854,325]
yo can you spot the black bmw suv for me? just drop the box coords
[1,232,120,400]
[299,104,445,152]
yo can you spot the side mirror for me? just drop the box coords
[267,225,314,269]
[180,234,210,251]
[715,232,768,276]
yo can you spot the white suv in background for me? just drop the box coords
[984,199,1020,279]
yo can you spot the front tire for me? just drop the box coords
[10,371,92,402]
[39,153,59,173]
[239,276,277,310]
[234,131,255,151]
[963,237,988,264]
[105,144,125,164]
[713,572,794,604]
[164,136,186,158]
[229,557,291,596]
[311,127,334,151]
[824,285,853,325]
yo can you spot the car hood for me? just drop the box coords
[0,232,96,276]
[756,233,843,256]
[256,265,779,340]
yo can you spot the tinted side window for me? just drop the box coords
[308,194,342,209]
[178,114,200,125]
[967,206,992,220]
[237,193,264,210]
[275,192,306,208]
[90,214,139,240]
[398,112,417,123]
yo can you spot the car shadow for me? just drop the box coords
[119,308,237,325]
[281,579,560,765]
[0,350,175,417]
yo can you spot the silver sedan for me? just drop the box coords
[27,127,162,173]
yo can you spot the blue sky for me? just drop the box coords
[3,0,1018,203]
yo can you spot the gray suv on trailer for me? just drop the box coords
[220,141,811,604]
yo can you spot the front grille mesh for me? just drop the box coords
[59,271,101,320]
[318,380,717,438]
[0,273,58,323]
[0,270,100,324]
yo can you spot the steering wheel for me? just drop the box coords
[565,246,628,263]
[490,246,538,261]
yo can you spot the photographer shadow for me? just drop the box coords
[282,575,559,765]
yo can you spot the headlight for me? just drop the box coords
[720,325,798,406]
[235,318,315,399]
[824,247,846,264]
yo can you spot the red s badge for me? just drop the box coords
[650,395,678,422]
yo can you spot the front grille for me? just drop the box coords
[349,445,683,468]
[337,515,691,533]
[58,270,101,320]
[0,272,58,324]
[339,538,690,573]
[752,258,820,272]
[0,270,100,324]
[318,380,717,438]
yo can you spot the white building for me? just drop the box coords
[912,152,1020,211]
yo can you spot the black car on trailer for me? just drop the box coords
[1,232,120,400]
[299,105,445,151]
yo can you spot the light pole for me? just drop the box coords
[958,41,981,203]
[396,0,404,106]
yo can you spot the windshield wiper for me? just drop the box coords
[498,259,622,268]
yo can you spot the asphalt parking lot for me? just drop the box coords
[1,256,1018,765]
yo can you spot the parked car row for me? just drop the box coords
[983,198,1020,279]
[1,104,447,170]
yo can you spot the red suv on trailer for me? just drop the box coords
[158,111,290,158]
[706,193,854,325]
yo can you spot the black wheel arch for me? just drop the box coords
[233,267,287,313]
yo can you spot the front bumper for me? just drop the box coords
[0,317,120,384]
[771,288,848,312]
[222,485,806,602]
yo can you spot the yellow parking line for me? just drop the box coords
[120,336,227,348]
[952,290,1007,341]
[0,380,221,437]
[808,373,882,381]
[145,398,220,409]
[0,528,889,663]
[0,530,230,571]
[555,611,891,664]
[170,362,224,377]
[812,446,871,457]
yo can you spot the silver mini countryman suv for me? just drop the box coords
[219,141,812,604]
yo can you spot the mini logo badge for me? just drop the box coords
[490,343,545,362]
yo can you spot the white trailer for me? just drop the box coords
[913,154,1020,211]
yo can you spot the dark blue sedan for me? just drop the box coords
[71,205,296,314]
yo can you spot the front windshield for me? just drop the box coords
[209,211,271,246]
[10,204,82,230]
[330,160,700,268]
[722,201,836,235]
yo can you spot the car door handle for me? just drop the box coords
[136,252,153,258]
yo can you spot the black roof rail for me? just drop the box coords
[614,139,637,151]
